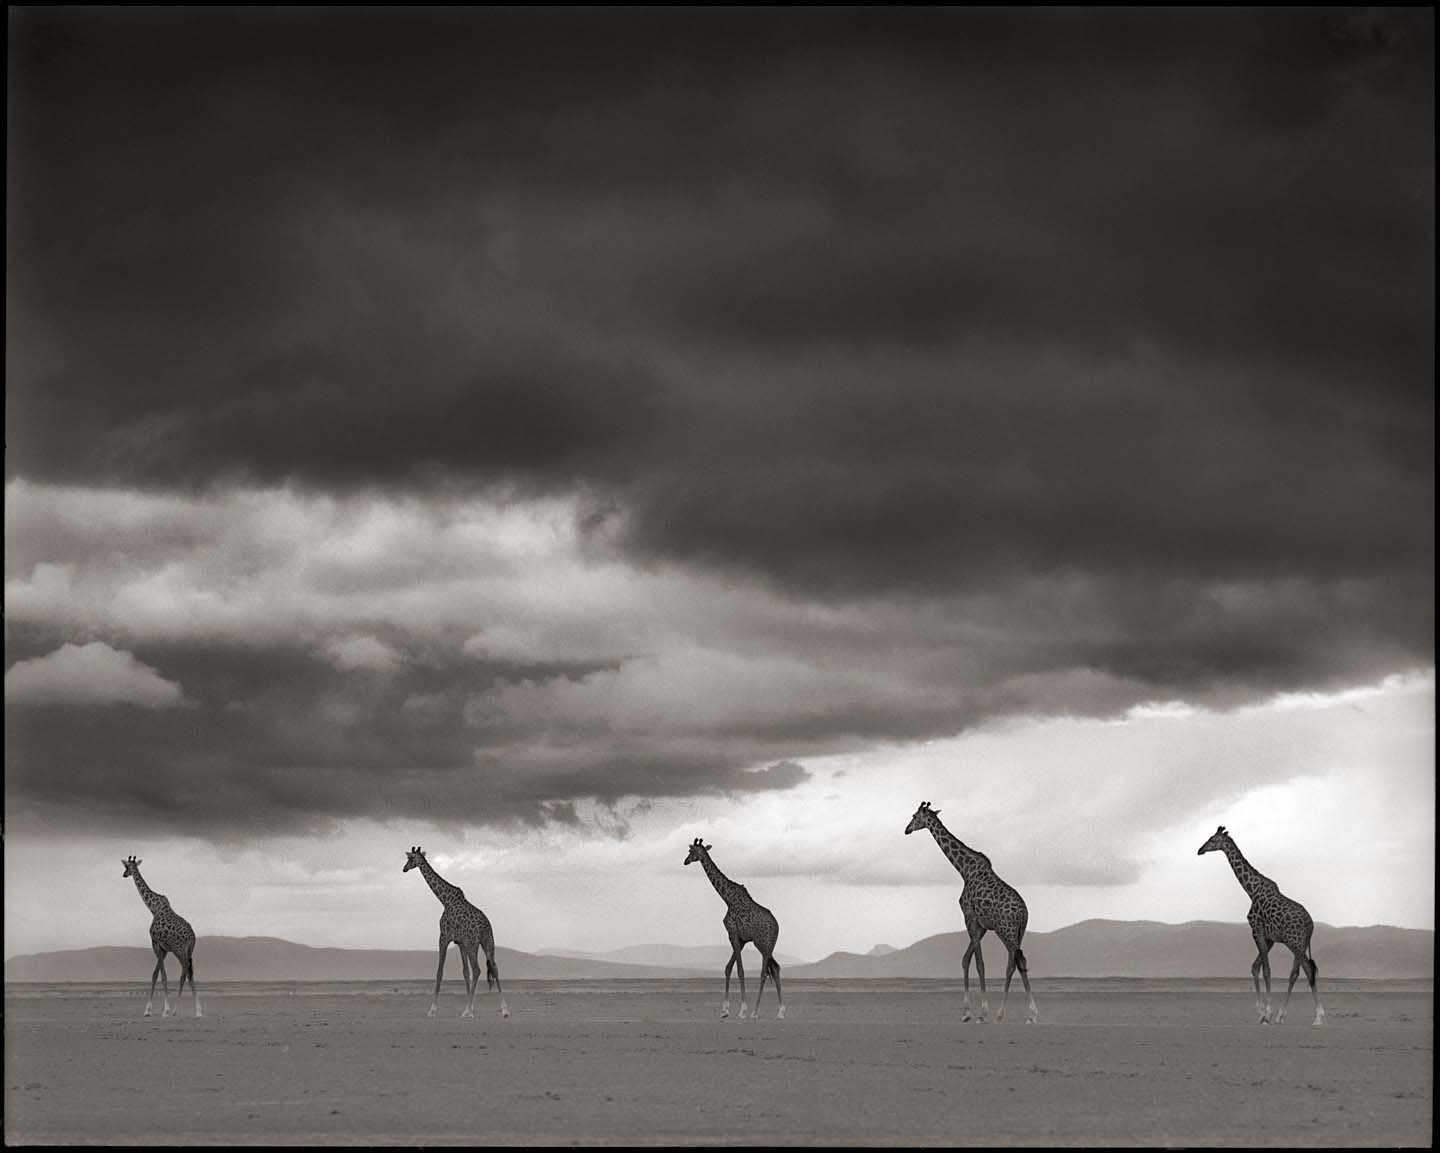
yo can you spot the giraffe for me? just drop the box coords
[1197,825,1324,1026]
[905,801,1037,1024]
[404,846,508,1019]
[122,856,201,1019]
[683,838,785,1020]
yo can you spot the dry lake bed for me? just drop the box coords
[4,979,1431,1145]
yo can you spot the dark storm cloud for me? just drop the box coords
[5,9,1433,836]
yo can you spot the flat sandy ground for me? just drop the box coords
[5,980,1431,1145]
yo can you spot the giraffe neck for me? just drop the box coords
[926,816,991,881]
[130,871,169,916]
[417,857,464,906]
[698,853,746,907]
[1220,839,1271,899]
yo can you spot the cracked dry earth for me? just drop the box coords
[4,982,1431,1145]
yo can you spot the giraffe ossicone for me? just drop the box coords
[404,845,509,1019]
[684,838,785,1021]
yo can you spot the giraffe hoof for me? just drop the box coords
[162,1007,174,1019]
[960,1009,973,1022]
[738,1003,749,1020]
[143,1006,153,1018]
[426,1004,438,1018]
[720,1002,730,1019]
[500,1002,510,1018]
[777,1006,786,1021]
[1313,1008,1325,1027]
[461,1008,474,1018]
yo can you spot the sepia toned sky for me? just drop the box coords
[5,9,1433,959]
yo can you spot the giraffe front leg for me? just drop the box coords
[158,956,173,1018]
[735,953,748,1019]
[145,956,163,1017]
[722,952,737,1018]
[1250,952,1266,1022]
[428,938,448,1018]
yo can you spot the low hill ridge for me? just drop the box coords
[7,921,1430,982]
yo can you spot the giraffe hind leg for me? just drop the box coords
[767,956,785,1020]
[722,950,738,1018]
[1276,952,1302,1024]
[1307,956,1324,1026]
[486,950,508,1018]
[1015,947,1037,1022]
[974,943,989,1021]
[459,949,475,1017]
[187,952,202,1018]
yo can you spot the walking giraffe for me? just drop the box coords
[404,846,509,1019]
[122,856,201,1019]
[905,801,1037,1023]
[1197,826,1324,1025]
[683,838,785,1020]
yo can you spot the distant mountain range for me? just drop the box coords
[533,943,807,970]
[788,920,1434,980]
[5,921,1431,983]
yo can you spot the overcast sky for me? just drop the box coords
[5,9,1433,960]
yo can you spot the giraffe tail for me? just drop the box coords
[765,956,781,981]
[1014,947,1028,974]
[485,957,498,991]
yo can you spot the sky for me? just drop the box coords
[4,8,1434,960]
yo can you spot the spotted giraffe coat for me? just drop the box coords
[690,846,780,960]
[1204,830,1315,961]
[409,851,498,960]
[125,862,196,968]
[914,808,1030,955]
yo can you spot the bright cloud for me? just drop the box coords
[4,642,186,708]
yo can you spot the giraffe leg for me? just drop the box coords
[187,954,202,1019]
[1306,956,1324,1026]
[158,955,173,1018]
[754,953,770,1018]
[1258,944,1274,1023]
[722,951,737,1018]
[960,940,977,1021]
[1276,951,1302,1024]
[145,955,163,1017]
[1250,952,1265,1020]
[485,948,508,1018]
[175,953,189,1015]
[428,937,448,1017]
[974,944,989,1022]
[1016,948,1037,1023]
[768,956,785,1020]
[735,952,749,1019]
[459,949,475,1017]
[998,947,1018,1022]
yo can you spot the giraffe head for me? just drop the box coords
[904,800,939,835]
[1196,825,1232,856]
[683,837,712,866]
[403,845,427,872]
[121,855,142,878]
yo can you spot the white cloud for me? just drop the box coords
[322,634,403,673]
[4,642,185,708]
